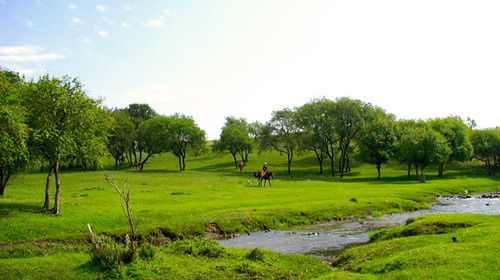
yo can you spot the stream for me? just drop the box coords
[218,193,500,259]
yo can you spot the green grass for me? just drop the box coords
[0,148,498,278]
[331,214,500,279]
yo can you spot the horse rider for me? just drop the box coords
[262,162,268,176]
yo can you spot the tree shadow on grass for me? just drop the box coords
[0,202,44,218]
[123,169,181,174]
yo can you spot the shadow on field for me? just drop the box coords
[192,162,235,172]
[123,169,182,174]
[0,203,43,217]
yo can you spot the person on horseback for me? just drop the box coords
[262,162,268,176]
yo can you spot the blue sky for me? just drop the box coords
[1,0,499,139]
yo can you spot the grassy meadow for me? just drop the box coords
[0,148,499,279]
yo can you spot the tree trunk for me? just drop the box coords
[407,163,411,179]
[287,152,293,175]
[115,159,118,171]
[44,166,54,210]
[376,163,381,180]
[182,155,186,171]
[0,169,11,197]
[438,163,444,177]
[329,156,335,177]
[140,153,152,171]
[52,162,61,215]
[340,153,346,177]
[415,164,419,180]
[420,165,426,182]
[232,152,238,169]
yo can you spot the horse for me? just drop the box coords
[253,171,275,187]
[135,161,143,170]
[238,161,246,172]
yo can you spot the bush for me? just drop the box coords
[138,243,156,260]
[88,235,136,270]
[167,238,226,258]
[247,248,266,261]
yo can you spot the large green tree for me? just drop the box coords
[0,69,28,196]
[295,98,333,175]
[396,121,450,182]
[165,114,206,171]
[135,116,170,170]
[126,103,157,164]
[428,117,473,176]
[358,117,397,180]
[213,117,252,168]
[24,74,112,214]
[108,109,135,170]
[260,108,300,174]
[333,97,380,177]
[470,128,500,175]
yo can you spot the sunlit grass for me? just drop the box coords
[0,148,498,279]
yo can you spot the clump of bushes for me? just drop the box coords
[88,235,136,270]
[88,235,157,270]
[138,242,157,260]
[166,237,226,258]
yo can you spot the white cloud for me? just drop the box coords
[121,22,131,28]
[0,53,64,63]
[0,45,43,55]
[97,30,109,37]
[72,17,83,24]
[162,9,171,16]
[124,5,132,11]
[142,19,163,27]
[69,4,77,10]
[96,4,109,12]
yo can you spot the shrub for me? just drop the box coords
[88,235,136,270]
[167,238,226,258]
[138,243,156,260]
[247,247,266,261]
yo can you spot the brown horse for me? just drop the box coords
[253,171,275,187]
[238,161,246,172]
[135,161,143,170]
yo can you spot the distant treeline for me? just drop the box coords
[1,69,499,213]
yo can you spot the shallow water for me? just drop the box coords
[218,193,500,258]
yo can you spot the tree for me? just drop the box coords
[127,103,157,129]
[24,74,112,214]
[295,99,332,174]
[260,108,300,174]
[165,114,206,171]
[127,104,157,164]
[428,117,473,176]
[333,97,380,177]
[108,109,135,170]
[135,116,170,170]
[470,128,500,175]
[358,117,397,180]
[0,69,28,196]
[213,117,253,168]
[396,121,450,182]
